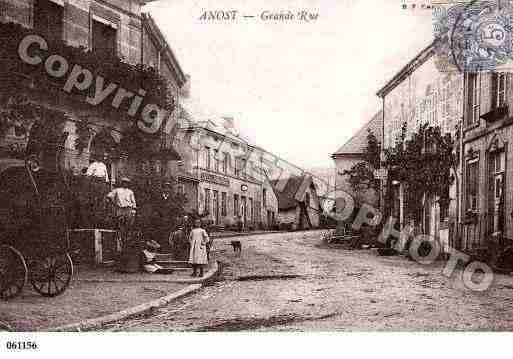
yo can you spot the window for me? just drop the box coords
[92,18,117,57]
[305,192,311,208]
[213,190,218,222]
[466,159,479,211]
[234,194,239,216]
[204,146,211,170]
[154,160,161,175]
[204,189,211,215]
[34,0,64,41]
[492,73,507,109]
[241,159,247,177]
[222,152,229,173]
[214,149,219,172]
[440,184,450,221]
[221,192,227,216]
[263,188,267,208]
[249,198,253,221]
[467,73,480,126]
[235,158,241,177]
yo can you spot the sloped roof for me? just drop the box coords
[141,13,187,87]
[270,175,314,211]
[332,111,383,157]
[179,99,257,147]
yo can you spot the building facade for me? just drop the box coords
[460,70,513,259]
[172,116,279,229]
[0,0,186,183]
[376,41,464,251]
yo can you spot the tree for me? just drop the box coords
[383,122,455,227]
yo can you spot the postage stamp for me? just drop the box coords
[433,0,513,72]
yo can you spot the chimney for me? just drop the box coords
[222,116,238,136]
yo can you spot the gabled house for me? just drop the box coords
[271,175,320,230]
[331,110,383,209]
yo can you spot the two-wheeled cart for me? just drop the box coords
[0,158,73,300]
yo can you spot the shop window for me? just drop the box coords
[92,18,117,57]
[466,159,479,211]
[34,0,64,41]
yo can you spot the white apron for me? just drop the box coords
[188,228,209,265]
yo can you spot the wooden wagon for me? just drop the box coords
[0,158,74,300]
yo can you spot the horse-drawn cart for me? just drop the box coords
[0,158,74,300]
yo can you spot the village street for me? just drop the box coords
[102,230,513,331]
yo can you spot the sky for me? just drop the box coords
[144,0,435,169]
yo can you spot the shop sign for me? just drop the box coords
[200,171,230,187]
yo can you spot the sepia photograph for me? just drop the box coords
[0,0,512,356]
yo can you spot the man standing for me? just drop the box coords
[152,181,176,251]
[169,215,191,261]
[107,177,137,236]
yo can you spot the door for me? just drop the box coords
[241,196,247,227]
[488,151,505,235]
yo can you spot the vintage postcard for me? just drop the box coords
[0,0,511,357]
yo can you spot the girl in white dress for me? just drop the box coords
[188,219,209,277]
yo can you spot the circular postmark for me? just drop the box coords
[433,1,513,73]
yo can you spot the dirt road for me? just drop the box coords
[102,230,513,331]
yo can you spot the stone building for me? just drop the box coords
[171,114,279,229]
[271,174,320,230]
[331,110,383,209]
[459,70,513,260]
[0,0,186,183]
[376,41,464,252]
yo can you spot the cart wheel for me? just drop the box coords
[0,245,28,300]
[30,253,73,297]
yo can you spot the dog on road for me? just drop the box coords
[230,240,242,254]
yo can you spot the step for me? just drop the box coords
[153,253,174,261]
[153,263,190,271]
[154,260,191,268]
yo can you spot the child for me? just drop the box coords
[188,219,209,277]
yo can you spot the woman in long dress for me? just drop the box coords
[188,219,209,277]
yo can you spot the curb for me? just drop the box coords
[76,262,218,284]
[48,261,220,332]
[0,320,13,332]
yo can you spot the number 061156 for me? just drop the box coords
[6,341,38,350]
